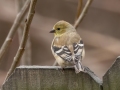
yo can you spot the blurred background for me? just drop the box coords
[0,0,120,87]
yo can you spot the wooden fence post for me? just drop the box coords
[103,56,120,90]
[2,66,102,90]
[2,56,120,90]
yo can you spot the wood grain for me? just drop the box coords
[2,66,102,90]
[103,56,120,90]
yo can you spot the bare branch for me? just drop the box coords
[3,0,37,82]
[16,0,32,65]
[74,0,93,28]
[20,37,32,65]
[0,0,30,64]
[75,0,83,23]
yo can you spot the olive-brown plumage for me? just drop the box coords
[50,20,85,73]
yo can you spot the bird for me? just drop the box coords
[50,20,85,73]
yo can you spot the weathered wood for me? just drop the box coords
[103,56,120,90]
[2,66,102,90]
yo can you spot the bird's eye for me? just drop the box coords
[57,28,60,30]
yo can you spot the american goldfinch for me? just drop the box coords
[50,20,85,73]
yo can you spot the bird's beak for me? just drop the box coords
[49,29,55,33]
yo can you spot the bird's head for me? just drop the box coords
[50,20,75,36]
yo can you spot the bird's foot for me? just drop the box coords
[56,67,65,74]
[60,68,65,74]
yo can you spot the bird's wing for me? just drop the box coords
[52,45,73,62]
[52,40,84,63]
[73,40,84,62]
[73,40,84,73]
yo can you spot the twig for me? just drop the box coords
[75,0,83,23]
[16,0,32,65]
[74,0,93,28]
[20,36,32,65]
[0,0,30,65]
[3,0,37,82]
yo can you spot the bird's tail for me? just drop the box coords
[74,61,84,73]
